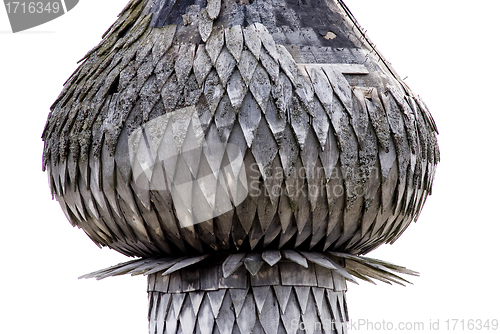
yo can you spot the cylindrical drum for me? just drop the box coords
[147,261,349,334]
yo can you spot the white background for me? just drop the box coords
[1,1,499,333]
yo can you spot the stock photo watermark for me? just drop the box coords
[124,105,382,228]
[245,162,379,200]
[290,318,499,332]
[3,0,79,32]
[127,106,249,228]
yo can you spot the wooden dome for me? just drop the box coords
[42,0,439,258]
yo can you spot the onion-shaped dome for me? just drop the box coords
[42,0,439,258]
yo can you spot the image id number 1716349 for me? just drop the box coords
[445,319,498,331]
[5,2,60,14]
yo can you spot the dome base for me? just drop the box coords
[147,260,349,334]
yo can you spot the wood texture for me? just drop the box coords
[44,0,438,270]
[146,260,349,334]
[42,1,442,332]
[81,251,418,286]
